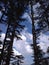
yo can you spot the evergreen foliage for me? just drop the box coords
[0,0,49,65]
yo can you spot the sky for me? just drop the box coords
[0,2,49,65]
[0,12,49,65]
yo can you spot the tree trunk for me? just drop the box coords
[30,0,41,65]
[0,1,16,65]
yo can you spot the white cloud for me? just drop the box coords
[39,33,49,43]
[26,32,32,40]
[22,13,32,24]
[13,48,21,56]
[25,45,32,53]
[21,29,32,42]
[0,11,2,18]
[13,37,32,65]
[0,33,5,42]
[18,34,26,41]
[13,38,32,54]
[21,35,26,41]
[38,32,49,52]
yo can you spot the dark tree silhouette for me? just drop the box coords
[30,1,40,65]
[0,0,25,65]
[10,49,24,65]
[16,55,24,65]
[0,30,2,62]
[47,47,49,53]
[30,0,44,65]
[20,0,45,65]
[35,0,49,27]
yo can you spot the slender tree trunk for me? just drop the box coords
[30,0,40,65]
[0,19,16,65]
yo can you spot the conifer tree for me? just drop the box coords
[30,0,44,65]
[10,49,24,65]
[0,0,25,65]
[35,0,49,27]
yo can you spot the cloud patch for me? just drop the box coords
[38,32,49,52]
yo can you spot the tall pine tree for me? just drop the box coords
[0,0,25,65]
